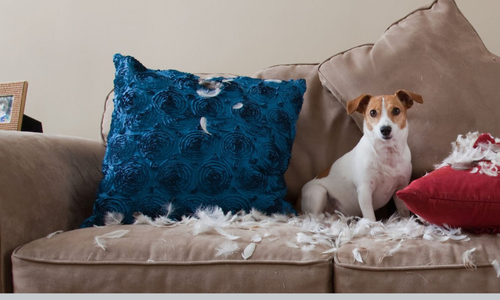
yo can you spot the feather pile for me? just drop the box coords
[91,206,500,276]
[436,132,500,176]
[129,207,470,264]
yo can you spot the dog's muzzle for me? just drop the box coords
[380,126,392,139]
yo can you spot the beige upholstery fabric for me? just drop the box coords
[12,224,333,293]
[0,131,105,293]
[252,64,362,204]
[318,0,500,179]
[334,234,500,293]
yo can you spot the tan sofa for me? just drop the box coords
[2,0,500,293]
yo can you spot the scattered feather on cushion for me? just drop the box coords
[82,54,306,227]
[396,132,500,233]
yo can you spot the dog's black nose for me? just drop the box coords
[380,126,392,137]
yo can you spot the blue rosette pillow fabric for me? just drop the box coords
[82,54,306,227]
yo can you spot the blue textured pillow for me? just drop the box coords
[82,54,306,227]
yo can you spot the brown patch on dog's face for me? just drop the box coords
[347,90,422,133]
[363,95,408,131]
[363,96,382,131]
[384,95,408,130]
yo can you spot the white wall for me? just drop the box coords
[1,0,499,140]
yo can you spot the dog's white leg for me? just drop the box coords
[300,183,329,216]
[393,193,410,218]
[357,186,376,221]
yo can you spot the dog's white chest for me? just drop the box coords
[365,144,411,209]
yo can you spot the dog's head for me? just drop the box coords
[346,90,423,141]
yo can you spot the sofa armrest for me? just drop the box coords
[0,131,105,292]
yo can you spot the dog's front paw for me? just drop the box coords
[397,208,411,218]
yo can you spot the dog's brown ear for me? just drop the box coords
[346,94,372,114]
[395,90,423,109]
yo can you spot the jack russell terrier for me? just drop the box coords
[300,90,423,221]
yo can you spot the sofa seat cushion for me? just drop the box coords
[333,234,500,293]
[12,222,333,293]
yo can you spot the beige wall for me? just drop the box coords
[1,0,499,140]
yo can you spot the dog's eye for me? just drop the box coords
[393,108,401,116]
[369,110,377,118]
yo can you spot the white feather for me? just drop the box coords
[152,215,178,228]
[200,117,211,135]
[242,242,256,260]
[379,240,404,262]
[46,230,64,239]
[353,248,365,263]
[296,232,316,245]
[251,234,262,243]
[104,212,124,226]
[491,260,500,277]
[322,247,338,254]
[191,207,234,236]
[215,241,240,258]
[301,244,316,252]
[462,248,477,270]
[94,230,129,250]
[196,81,222,98]
[232,102,244,109]
[196,78,222,98]
[197,89,220,98]
[214,226,240,240]
[133,213,155,225]
[133,212,178,228]
[286,241,300,249]
[387,240,404,256]
[423,232,449,242]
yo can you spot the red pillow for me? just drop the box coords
[397,166,500,233]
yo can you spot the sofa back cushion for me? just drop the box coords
[318,0,500,179]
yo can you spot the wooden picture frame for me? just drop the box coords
[0,81,28,131]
